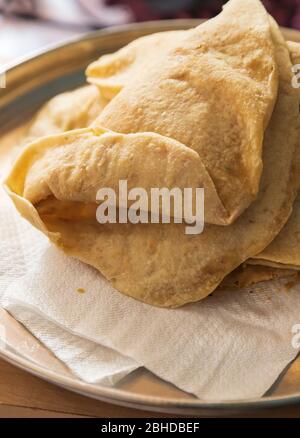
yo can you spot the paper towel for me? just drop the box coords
[1,190,300,400]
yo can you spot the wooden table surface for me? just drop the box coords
[0,358,173,418]
[1,357,300,418]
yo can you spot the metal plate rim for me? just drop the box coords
[1,344,300,414]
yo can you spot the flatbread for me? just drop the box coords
[90,0,278,226]
[249,40,300,270]
[6,128,226,222]
[249,197,300,270]
[219,264,297,289]
[87,31,186,100]
[4,4,299,307]
[25,85,107,142]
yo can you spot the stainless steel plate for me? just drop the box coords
[1,20,300,416]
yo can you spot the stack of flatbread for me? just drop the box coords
[4,0,300,307]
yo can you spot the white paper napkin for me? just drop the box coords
[1,189,300,401]
[5,305,138,385]
[0,190,138,385]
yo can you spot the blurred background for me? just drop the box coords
[0,0,299,64]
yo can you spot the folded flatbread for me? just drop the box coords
[6,128,226,221]
[220,40,300,287]
[248,40,300,271]
[25,85,107,142]
[89,0,279,226]
[4,3,299,307]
